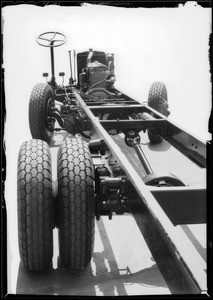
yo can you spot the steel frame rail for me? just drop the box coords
[89,104,206,167]
[72,88,207,294]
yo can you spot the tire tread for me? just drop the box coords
[57,137,95,271]
[29,83,54,143]
[147,82,169,143]
[17,139,54,271]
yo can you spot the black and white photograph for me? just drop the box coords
[2,1,211,296]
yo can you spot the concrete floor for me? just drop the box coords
[16,216,170,296]
[14,131,206,296]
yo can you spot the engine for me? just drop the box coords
[57,49,118,138]
[78,50,115,92]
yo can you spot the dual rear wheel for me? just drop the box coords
[17,137,95,272]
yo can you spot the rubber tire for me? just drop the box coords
[57,137,95,271]
[29,83,55,143]
[147,82,169,143]
[17,139,54,271]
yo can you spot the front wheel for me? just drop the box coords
[57,137,95,271]
[147,82,169,143]
[29,83,55,143]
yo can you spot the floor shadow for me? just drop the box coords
[94,217,128,296]
[180,225,206,261]
[49,132,68,148]
[94,217,168,294]
[16,261,97,296]
[16,262,57,295]
[119,263,168,288]
[148,139,171,152]
[16,259,167,296]
[16,217,168,296]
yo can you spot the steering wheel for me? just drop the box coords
[37,31,66,48]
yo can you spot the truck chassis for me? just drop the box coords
[17,32,207,294]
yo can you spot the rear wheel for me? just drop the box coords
[147,82,169,143]
[17,139,54,271]
[57,137,95,271]
[29,83,55,143]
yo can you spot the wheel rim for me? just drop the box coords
[45,98,55,135]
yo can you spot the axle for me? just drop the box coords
[134,144,153,174]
